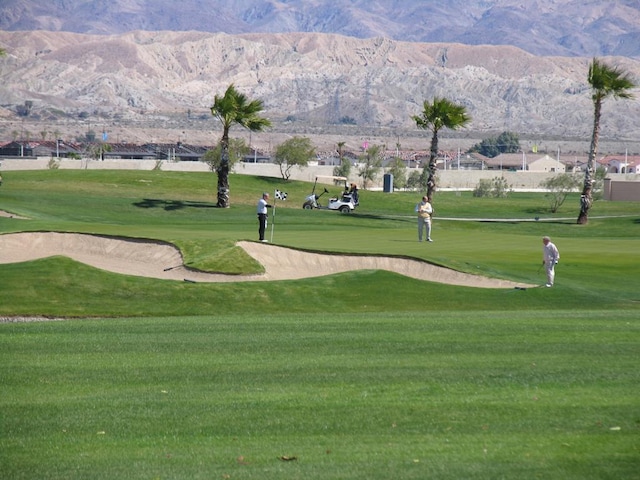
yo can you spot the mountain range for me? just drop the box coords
[0,1,639,151]
[2,0,640,58]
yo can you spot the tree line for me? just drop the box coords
[3,40,633,226]
[209,58,635,225]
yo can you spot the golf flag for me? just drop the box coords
[270,189,286,243]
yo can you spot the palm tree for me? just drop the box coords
[412,97,470,199]
[577,58,636,224]
[211,84,271,208]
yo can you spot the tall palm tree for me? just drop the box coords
[211,84,271,208]
[578,58,635,224]
[412,97,470,199]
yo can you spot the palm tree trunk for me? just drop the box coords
[217,135,230,208]
[426,129,439,199]
[578,99,601,224]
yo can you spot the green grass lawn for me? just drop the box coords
[0,169,639,479]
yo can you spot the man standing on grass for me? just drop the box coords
[542,236,560,287]
[257,192,271,242]
[415,195,433,242]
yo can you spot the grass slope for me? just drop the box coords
[0,169,639,479]
[1,311,638,480]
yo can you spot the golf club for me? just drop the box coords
[163,264,182,272]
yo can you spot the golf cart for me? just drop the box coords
[302,175,359,214]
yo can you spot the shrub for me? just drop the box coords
[473,176,512,197]
[540,173,580,212]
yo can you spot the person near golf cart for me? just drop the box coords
[347,183,359,205]
[415,195,433,242]
[257,192,272,242]
[302,176,358,213]
[542,236,560,287]
[333,183,359,206]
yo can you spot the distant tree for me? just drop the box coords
[406,170,423,191]
[470,131,520,158]
[540,173,581,213]
[85,130,96,142]
[333,141,351,178]
[496,132,520,153]
[358,144,383,189]
[470,137,500,158]
[412,97,471,199]
[202,138,249,173]
[211,84,271,207]
[87,142,112,161]
[0,47,6,56]
[339,116,356,125]
[578,58,635,224]
[16,100,33,117]
[333,160,351,179]
[491,177,511,198]
[473,177,511,198]
[386,157,407,190]
[273,136,315,180]
[472,179,492,197]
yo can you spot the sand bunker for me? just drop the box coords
[0,232,533,289]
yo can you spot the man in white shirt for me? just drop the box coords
[542,236,560,287]
[415,196,433,242]
[257,192,271,242]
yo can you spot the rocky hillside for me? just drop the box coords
[0,30,639,150]
[1,0,639,58]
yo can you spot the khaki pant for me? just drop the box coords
[418,216,431,241]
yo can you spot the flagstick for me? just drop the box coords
[270,190,277,243]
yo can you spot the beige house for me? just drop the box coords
[488,153,569,172]
[527,154,566,173]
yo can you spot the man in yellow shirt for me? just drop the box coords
[415,196,433,242]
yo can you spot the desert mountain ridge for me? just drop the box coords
[1,0,640,58]
[1,30,639,152]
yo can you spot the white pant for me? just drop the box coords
[418,217,431,241]
[545,262,556,285]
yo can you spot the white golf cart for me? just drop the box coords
[302,175,359,214]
